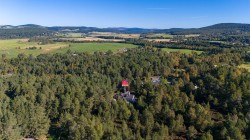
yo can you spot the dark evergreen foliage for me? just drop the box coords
[0,47,249,139]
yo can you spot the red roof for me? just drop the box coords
[122,80,129,87]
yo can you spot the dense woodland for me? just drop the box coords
[0,46,250,139]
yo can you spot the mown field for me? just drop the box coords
[162,48,203,54]
[0,39,69,58]
[0,39,138,58]
[0,39,204,58]
[54,43,137,54]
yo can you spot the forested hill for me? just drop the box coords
[1,23,250,38]
[0,25,52,38]
[174,23,250,35]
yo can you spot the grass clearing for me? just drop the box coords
[54,43,138,54]
[238,63,250,72]
[0,39,69,58]
[162,48,203,54]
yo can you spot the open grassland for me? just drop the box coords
[0,39,138,58]
[0,39,203,58]
[162,48,203,54]
[0,39,137,58]
[238,63,250,72]
[0,39,69,58]
[54,43,138,54]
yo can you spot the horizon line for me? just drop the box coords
[0,22,249,30]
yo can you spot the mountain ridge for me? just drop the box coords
[1,23,250,36]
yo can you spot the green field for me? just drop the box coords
[54,43,137,54]
[162,48,203,54]
[238,63,250,72]
[0,39,69,58]
[0,39,203,58]
[0,39,138,58]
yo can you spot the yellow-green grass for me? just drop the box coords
[0,39,69,58]
[238,63,250,72]
[162,48,203,54]
[53,43,138,54]
[0,39,138,58]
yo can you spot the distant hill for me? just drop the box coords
[0,23,250,38]
[0,25,52,38]
[18,24,45,28]
[173,23,250,35]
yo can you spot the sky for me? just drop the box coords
[0,0,250,28]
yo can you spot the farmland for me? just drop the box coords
[0,39,69,58]
[0,38,204,58]
[0,39,138,58]
[54,43,138,54]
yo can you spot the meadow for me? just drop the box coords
[0,39,138,58]
[0,39,69,58]
[54,43,137,54]
[0,39,203,58]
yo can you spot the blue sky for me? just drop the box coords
[0,0,249,28]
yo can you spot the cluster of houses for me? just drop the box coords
[113,76,199,103]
